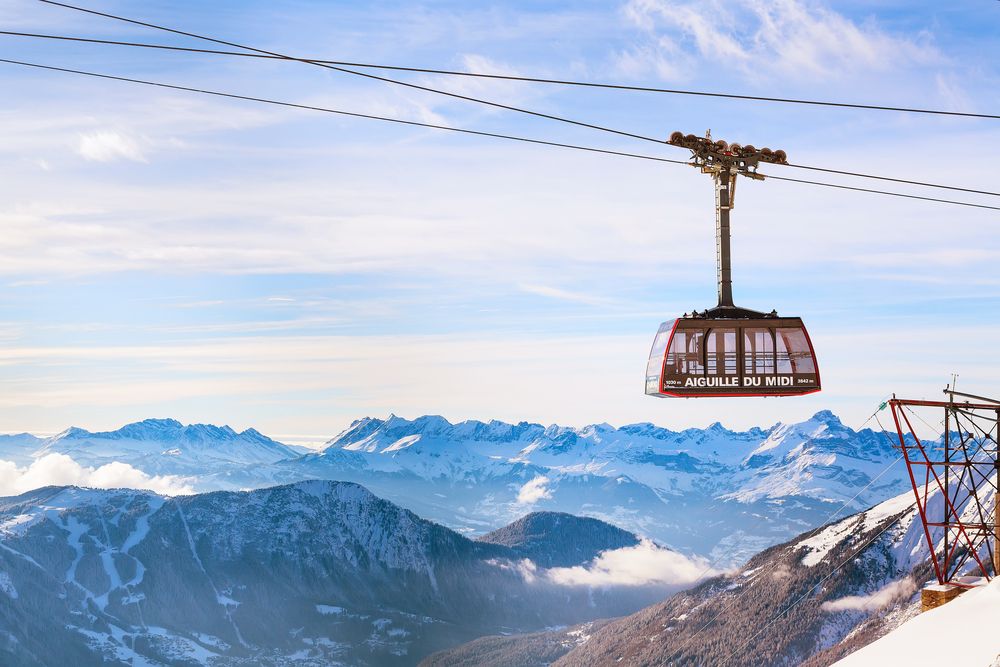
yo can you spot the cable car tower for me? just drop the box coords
[889,389,999,593]
[646,131,821,398]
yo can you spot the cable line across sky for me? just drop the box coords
[1,34,995,198]
[2,56,998,213]
[13,2,1000,199]
[4,27,999,121]
[31,0,669,146]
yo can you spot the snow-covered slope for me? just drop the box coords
[546,487,929,666]
[832,577,1000,667]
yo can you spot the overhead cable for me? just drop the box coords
[0,57,687,165]
[763,175,999,210]
[5,27,998,121]
[7,25,998,199]
[2,57,998,212]
[32,1,666,146]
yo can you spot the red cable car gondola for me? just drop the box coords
[645,132,821,398]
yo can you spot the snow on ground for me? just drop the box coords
[797,515,861,567]
[794,488,928,570]
[833,577,1000,667]
[316,605,345,616]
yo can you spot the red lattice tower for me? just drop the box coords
[889,391,999,586]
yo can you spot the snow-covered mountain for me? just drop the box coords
[0,411,914,564]
[281,410,910,563]
[35,418,300,472]
[0,433,43,466]
[0,481,675,666]
[0,427,990,666]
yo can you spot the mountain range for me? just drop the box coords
[0,481,682,666]
[0,453,991,666]
[2,411,912,565]
[425,487,938,666]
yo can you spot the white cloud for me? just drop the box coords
[517,475,553,504]
[546,539,716,587]
[489,557,539,584]
[518,283,612,306]
[614,41,685,81]
[821,577,917,613]
[620,0,937,81]
[77,131,147,163]
[0,453,194,496]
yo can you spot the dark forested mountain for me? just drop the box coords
[477,512,639,568]
[0,481,672,666]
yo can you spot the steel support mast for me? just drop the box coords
[667,131,787,317]
[715,164,736,308]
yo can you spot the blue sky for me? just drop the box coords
[1,0,998,441]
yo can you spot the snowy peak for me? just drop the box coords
[39,418,299,466]
[322,414,847,463]
[58,418,262,443]
[618,422,676,439]
[811,409,843,426]
[451,418,545,443]
[744,410,877,464]
[108,417,186,440]
[304,410,913,542]
[324,416,387,450]
[323,414,547,455]
[319,410,898,478]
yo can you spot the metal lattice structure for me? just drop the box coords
[889,390,1000,586]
